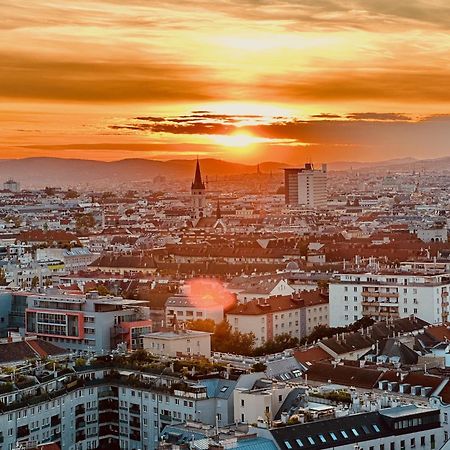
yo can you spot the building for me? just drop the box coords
[165,294,224,326]
[0,289,151,353]
[329,272,450,327]
[142,329,211,357]
[284,164,327,208]
[191,158,206,219]
[264,405,444,450]
[234,379,292,424]
[227,292,328,346]
[4,179,20,192]
[0,364,238,450]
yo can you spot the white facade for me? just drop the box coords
[329,272,450,327]
[142,330,211,357]
[284,164,327,208]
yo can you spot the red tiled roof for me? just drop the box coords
[294,347,330,365]
[424,324,450,342]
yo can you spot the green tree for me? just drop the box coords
[75,212,95,232]
[65,189,79,199]
[187,318,215,333]
[31,276,39,289]
[44,187,56,196]
[0,268,7,286]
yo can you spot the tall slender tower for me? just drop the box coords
[191,158,206,218]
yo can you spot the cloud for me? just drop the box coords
[345,112,412,121]
[0,52,219,102]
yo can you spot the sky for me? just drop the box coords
[1,0,449,164]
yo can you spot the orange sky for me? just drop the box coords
[1,1,449,164]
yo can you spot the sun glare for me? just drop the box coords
[210,131,267,148]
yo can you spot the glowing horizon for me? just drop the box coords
[1,1,449,163]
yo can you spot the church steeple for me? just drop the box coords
[191,158,206,219]
[191,158,205,190]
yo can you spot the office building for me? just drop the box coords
[284,164,327,208]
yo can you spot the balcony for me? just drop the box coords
[76,418,86,429]
[99,424,119,437]
[129,431,141,441]
[361,291,398,298]
[99,399,118,411]
[129,403,140,415]
[129,418,141,429]
[160,413,172,423]
[99,412,119,423]
[17,426,30,439]
[75,432,86,443]
[51,415,61,427]
[75,405,85,416]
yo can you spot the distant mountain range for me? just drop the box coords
[0,156,448,188]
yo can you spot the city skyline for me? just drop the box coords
[1,1,449,164]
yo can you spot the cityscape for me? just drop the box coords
[1,2,450,450]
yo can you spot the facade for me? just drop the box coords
[234,381,292,424]
[284,164,327,208]
[0,290,151,353]
[227,292,328,346]
[191,159,206,219]
[265,405,444,450]
[165,294,224,326]
[4,179,20,192]
[142,330,211,357]
[227,297,304,346]
[329,272,450,327]
[0,366,237,450]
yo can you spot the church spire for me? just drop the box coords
[191,157,205,190]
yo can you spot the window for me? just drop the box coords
[390,443,395,450]
[318,435,326,443]
[411,438,416,448]
[330,432,337,441]
[420,436,425,447]
[295,439,303,447]
[352,428,359,436]
[341,431,348,438]
[307,437,315,445]
[373,424,380,432]
[284,441,292,449]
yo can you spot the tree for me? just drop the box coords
[0,268,7,286]
[31,276,39,289]
[252,362,267,373]
[96,284,110,296]
[253,333,299,356]
[65,189,79,199]
[187,319,215,333]
[75,212,95,232]
[44,187,56,196]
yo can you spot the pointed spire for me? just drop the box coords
[191,157,205,190]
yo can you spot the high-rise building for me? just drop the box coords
[284,163,327,208]
[4,179,20,193]
[191,158,206,218]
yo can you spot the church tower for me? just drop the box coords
[191,158,206,218]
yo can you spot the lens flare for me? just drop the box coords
[186,278,236,311]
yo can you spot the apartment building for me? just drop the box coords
[265,405,444,450]
[142,330,211,357]
[329,272,450,327]
[284,164,327,208]
[0,366,237,450]
[0,290,151,354]
[165,294,224,327]
[227,292,328,346]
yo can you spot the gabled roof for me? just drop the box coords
[306,362,383,389]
